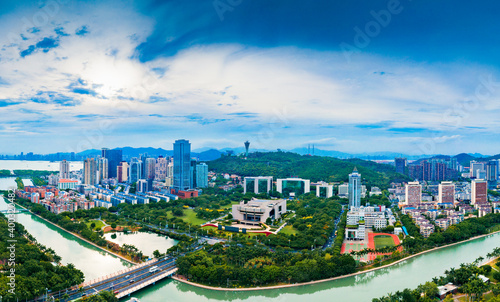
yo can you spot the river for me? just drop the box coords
[1,196,499,301]
[104,231,179,258]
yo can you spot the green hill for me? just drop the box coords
[206,152,410,189]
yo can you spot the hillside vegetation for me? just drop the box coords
[207,152,409,189]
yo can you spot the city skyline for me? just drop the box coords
[1,1,500,155]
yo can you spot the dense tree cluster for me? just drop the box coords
[207,152,410,189]
[177,243,356,287]
[0,214,84,301]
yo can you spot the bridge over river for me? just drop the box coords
[34,256,178,301]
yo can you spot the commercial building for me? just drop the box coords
[244,176,273,194]
[98,157,108,182]
[155,156,168,181]
[471,179,488,205]
[470,161,485,179]
[129,157,142,184]
[59,160,70,179]
[144,158,156,180]
[101,148,122,179]
[173,139,191,190]
[438,181,455,203]
[338,183,349,197]
[395,157,407,175]
[117,161,129,183]
[405,182,422,205]
[348,168,361,209]
[232,198,287,226]
[195,163,209,188]
[276,178,310,197]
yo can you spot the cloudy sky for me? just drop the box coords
[1,0,500,156]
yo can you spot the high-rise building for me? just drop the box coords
[155,156,168,181]
[102,148,122,178]
[471,179,488,205]
[189,159,197,188]
[129,157,142,184]
[348,168,361,209]
[395,157,407,175]
[195,163,209,188]
[83,158,97,185]
[137,179,148,193]
[486,160,499,181]
[59,159,70,179]
[244,176,273,194]
[117,161,129,183]
[470,161,485,179]
[98,157,108,182]
[173,139,191,190]
[438,181,455,203]
[144,158,156,180]
[405,181,422,205]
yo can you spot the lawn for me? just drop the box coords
[85,219,105,230]
[374,235,396,249]
[167,209,207,225]
[280,225,298,235]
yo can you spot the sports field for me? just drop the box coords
[374,235,397,249]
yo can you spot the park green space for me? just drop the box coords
[167,208,207,225]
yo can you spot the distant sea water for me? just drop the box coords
[0,160,83,171]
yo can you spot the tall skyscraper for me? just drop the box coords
[144,157,156,180]
[405,181,422,205]
[395,157,407,175]
[129,157,142,184]
[471,179,488,205]
[102,148,122,179]
[83,158,97,185]
[155,156,168,181]
[173,139,191,190]
[98,157,109,182]
[59,159,70,179]
[348,167,361,209]
[117,161,129,183]
[195,163,209,188]
[438,181,455,203]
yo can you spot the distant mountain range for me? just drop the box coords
[74,147,491,162]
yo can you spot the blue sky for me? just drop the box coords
[1,0,500,155]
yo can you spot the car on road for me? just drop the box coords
[129,278,135,283]
[125,275,131,279]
